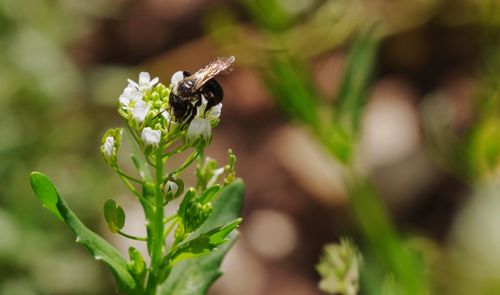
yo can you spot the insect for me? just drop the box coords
[169,56,235,124]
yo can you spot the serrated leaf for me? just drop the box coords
[29,172,137,293]
[104,199,126,233]
[157,179,245,295]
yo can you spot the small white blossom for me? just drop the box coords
[170,71,184,95]
[206,103,222,120]
[132,100,152,123]
[187,117,211,142]
[197,95,222,120]
[141,127,161,146]
[102,136,114,160]
[164,181,179,195]
[128,72,159,93]
[119,86,143,110]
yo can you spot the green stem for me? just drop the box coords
[151,147,165,274]
[117,174,154,209]
[163,213,178,224]
[146,155,157,168]
[172,148,202,177]
[163,219,178,242]
[117,230,147,241]
[115,168,143,184]
[125,121,140,144]
[163,144,189,159]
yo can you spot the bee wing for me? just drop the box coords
[191,56,235,91]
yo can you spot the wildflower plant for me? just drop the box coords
[29,68,244,294]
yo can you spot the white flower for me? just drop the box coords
[170,71,184,95]
[119,86,143,110]
[102,136,114,160]
[196,95,222,121]
[164,181,179,195]
[141,127,161,146]
[206,103,222,120]
[128,72,159,93]
[132,100,152,123]
[187,117,211,142]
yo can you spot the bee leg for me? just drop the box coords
[186,102,197,124]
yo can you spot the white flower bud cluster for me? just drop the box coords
[100,128,123,166]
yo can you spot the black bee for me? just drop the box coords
[169,56,235,123]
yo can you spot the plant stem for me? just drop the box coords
[115,168,143,184]
[163,213,178,224]
[117,230,147,241]
[118,174,154,208]
[151,147,165,274]
[172,148,201,177]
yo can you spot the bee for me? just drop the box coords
[169,56,235,123]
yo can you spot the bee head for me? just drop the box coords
[177,79,194,96]
[171,71,193,96]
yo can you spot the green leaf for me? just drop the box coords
[166,219,241,266]
[262,56,320,129]
[29,172,137,293]
[334,28,380,132]
[103,199,126,233]
[199,185,221,204]
[29,172,63,221]
[157,179,245,295]
[128,247,147,289]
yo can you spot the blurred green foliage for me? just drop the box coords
[208,0,500,294]
[0,0,127,293]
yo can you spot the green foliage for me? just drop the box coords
[261,55,320,129]
[29,66,243,294]
[103,199,126,233]
[128,247,147,288]
[29,172,137,294]
[158,179,244,295]
[167,219,241,266]
[334,29,379,133]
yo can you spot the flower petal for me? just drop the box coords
[141,127,161,146]
[187,117,211,142]
[132,100,151,123]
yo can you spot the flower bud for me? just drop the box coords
[162,177,184,202]
[100,128,123,167]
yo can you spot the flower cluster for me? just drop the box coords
[316,239,362,295]
[107,71,222,158]
[32,62,241,295]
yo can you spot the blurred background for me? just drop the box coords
[0,0,499,294]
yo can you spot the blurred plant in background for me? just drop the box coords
[0,0,127,293]
[316,239,361,295]
[206,0,500,294]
